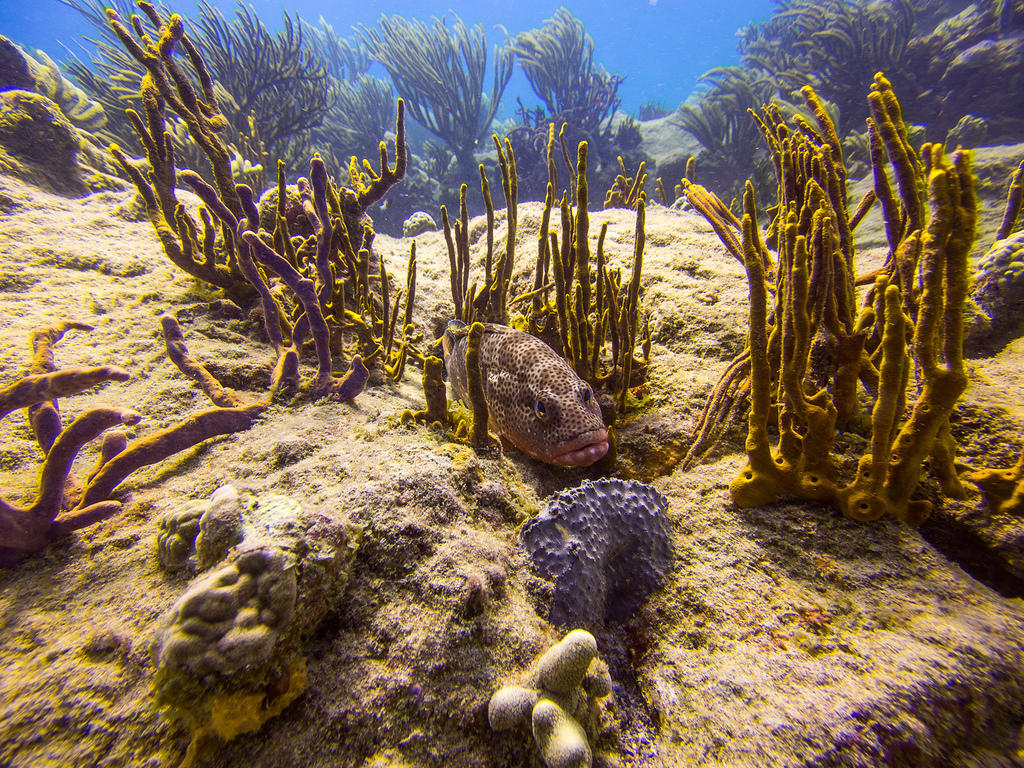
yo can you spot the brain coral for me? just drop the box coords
[154,545,297,678]
[519,478,671,627]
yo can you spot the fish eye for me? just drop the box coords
[534,398,548,421]
[581,386,592,403]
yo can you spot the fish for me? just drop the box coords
[442,321,609,467]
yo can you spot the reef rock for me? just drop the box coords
[644,455,1024,764]
[0,90,85,195]
[0,36,35,91]
[150,485,359,757]
[519,478,671,627]
[968,229,1024,355]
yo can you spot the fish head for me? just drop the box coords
[510,355,609,467]
[442,319,468,389]
[441,319,467,360]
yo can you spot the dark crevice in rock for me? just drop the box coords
[592,622,662,766]
[919,510,1024,599]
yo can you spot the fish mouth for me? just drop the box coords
[548,428,610,467]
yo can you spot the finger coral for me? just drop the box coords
[489,628,614,768]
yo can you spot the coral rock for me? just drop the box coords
[402,210,437,237]
[195,485,245,569]
[155,545,296,677]
[532,698,592,768]
[150,486,359,758]
[488,685,539,730]
[489,629,611,768]
[156,504,204,571]
[519,479,671,626]
[538,629,598,695]
[969,230,1024,355]
[0,36,34,91]
[0,90,84,195]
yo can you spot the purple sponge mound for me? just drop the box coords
[519,478,672,627]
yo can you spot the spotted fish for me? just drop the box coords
[442,321,609,467]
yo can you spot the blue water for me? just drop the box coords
[1,0,772,116]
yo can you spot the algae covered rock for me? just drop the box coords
[519,478,671,627]
[968,229,1024,355]
[151,485,360,759]
[155,485,338,574]
[489,629,614,768]
[0,90,84,195]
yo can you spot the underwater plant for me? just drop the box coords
[59,0,151,150]
[507,8,626,202]
[637,100,672,121]
[310,73,395,168]
[537,141,650,421]
[671,66,777,205]
[682,75,974,526]
[102,1,416,385]
[361,12,514,175]
[304,17,371,82]
[442,137,518,326]
[404,124,651,468]
[603,155,647,210]
[738,0,916,133]
[512,8,623,138]
[63,0,335,171]
[187,0,335,163]
[971,454,1024,517]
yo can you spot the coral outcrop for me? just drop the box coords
[156,504,204,572]
[0,90,86,194]
[402,210,436,237]
[970,229,1024,355]
[519,479,671,627]
[152,485,359,761]
[489,629,614,768]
